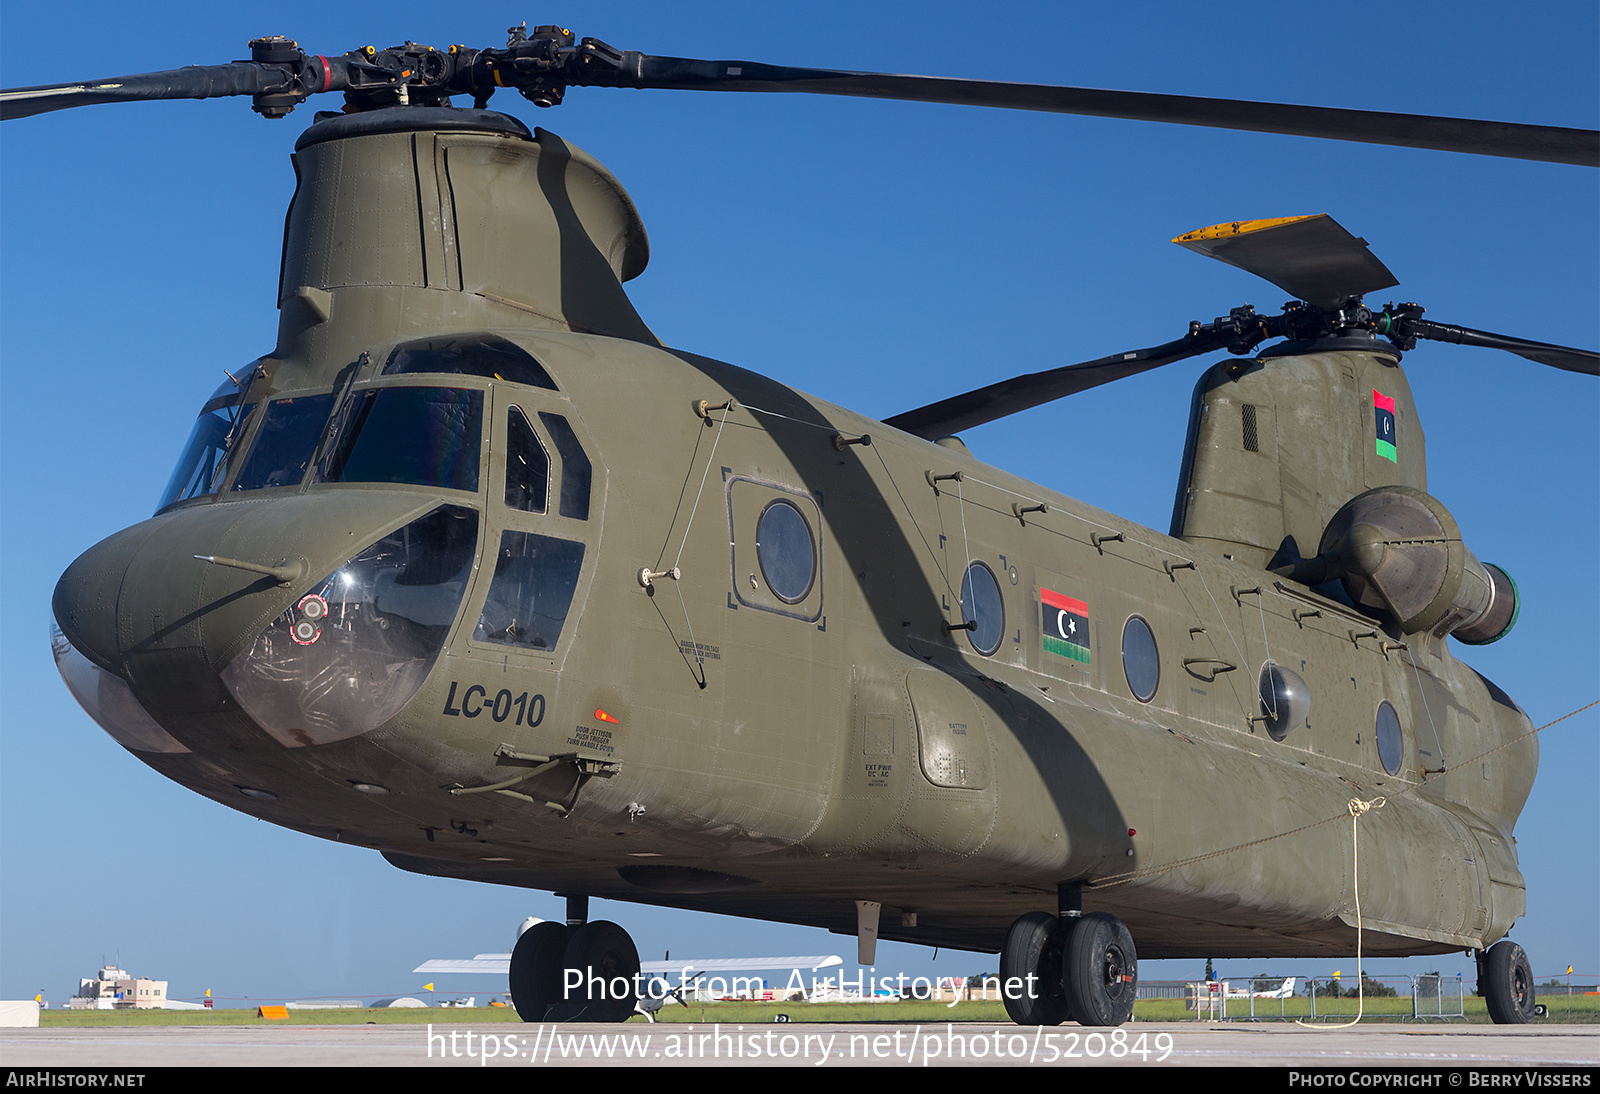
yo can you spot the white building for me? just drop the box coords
[70,964,168,1010]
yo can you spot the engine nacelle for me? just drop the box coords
[1317,486,1517,643]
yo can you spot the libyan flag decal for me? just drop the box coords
[1041,588,1090,664]
[1373,389,1397,462]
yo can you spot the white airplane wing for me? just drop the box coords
[642,956,843,976]
[413,954,514,974]
[414,954,843,976]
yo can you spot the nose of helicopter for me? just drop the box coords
[52,491,476,753]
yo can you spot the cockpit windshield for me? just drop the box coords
[230,393,336,493]
[383,334,558,390]
[319,386,483,493]
[156,371,256,513]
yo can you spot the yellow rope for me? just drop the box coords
[1296,796,1384,1029]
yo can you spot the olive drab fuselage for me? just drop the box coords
[50,107,1536,962]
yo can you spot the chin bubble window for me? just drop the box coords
[220,505,478,747]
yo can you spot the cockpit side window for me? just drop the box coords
[156,372,256,513]
[230,393,336,493]
[319,387,484,493]
[473,531,585,652]
[383,334,558,391]
[504,406,550,514]
[539,412,591,520]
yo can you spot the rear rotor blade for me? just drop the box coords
[593,53,1599,167]
[1407,320,1599,374]
[1174,215,1398,311]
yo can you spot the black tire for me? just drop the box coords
[1062,911,1138,1026]
[1482,940,1536,1024]
[509,921,568,1023]
[999,911,1071,1025]
[549,920,641,1023]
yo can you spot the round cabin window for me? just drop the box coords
[1122,616,1159,702]
[756,500,816,604]
[1376,701,1404,775]
[960,562,1004,656]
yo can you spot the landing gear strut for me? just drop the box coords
[1478,939,1536,1024]
[509,900,641,1023]
[999,907,1138,1027]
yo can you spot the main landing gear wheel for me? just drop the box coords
[1480,939,1536,1024]
[999,911,1072,1025]
[547,919,641,1023]
[1062,911,1138,1027]
[509,921,568,1022]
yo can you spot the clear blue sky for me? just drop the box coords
[2,0,1595,1006]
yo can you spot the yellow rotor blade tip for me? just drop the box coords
[1174,215,1321,244]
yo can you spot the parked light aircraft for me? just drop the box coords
[1223,976,1297,1000]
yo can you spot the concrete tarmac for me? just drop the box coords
[3,1022,1597,1067]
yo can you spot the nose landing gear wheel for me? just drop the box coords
[1062,911,1138,1027]
[548,919,641,1023]
[999,911,1072,1025]
[509,921,568,1022]
[1481,939,1536,1024]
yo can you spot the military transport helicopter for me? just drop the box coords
[7,17,1597,1027]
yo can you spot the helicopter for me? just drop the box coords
[3,10,1600,1023]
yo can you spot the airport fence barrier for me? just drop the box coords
[1175,973,1468,1022]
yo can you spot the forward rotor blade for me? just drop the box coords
[0,65,283,120]
[1409,320,1599,374]
[883,335,1217,440]
[596,54,1598,167]
[8,39,1595,167]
